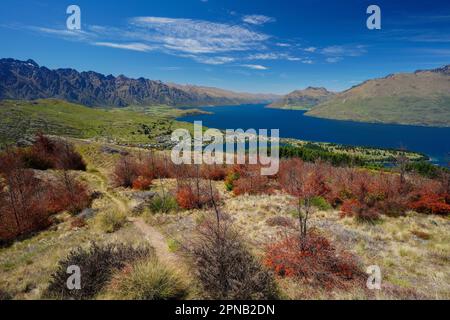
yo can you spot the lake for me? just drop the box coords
[177,104,450,167]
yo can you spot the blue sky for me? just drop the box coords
[1,0,449,94]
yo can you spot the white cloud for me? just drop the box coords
[304,47,317,52]
[26,16,303,67]
[321,45,367,57]
[320,45,366,64]
[31,26,93,41]
[94,42,154,52]
[193,56,236,65]
[241,64,268,70]
[302,59,314,64]
[242,15,275,25]
[247,53,279,60]
[130,16,269,54]
[247,53,302,61]
[326,57,343,63]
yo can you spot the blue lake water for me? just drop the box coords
[177,104,450,167]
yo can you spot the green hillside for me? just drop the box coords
[306,66,450,127]
[0,99,194,145]
[307,96,450,127]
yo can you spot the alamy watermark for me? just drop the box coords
[66,265,81,290]
[367,5,381,30]
[171,121,280,176]
[66,5,81,30]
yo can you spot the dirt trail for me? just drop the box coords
[85,171,128,213]
[128,217,186,268]
[86,170,186,269]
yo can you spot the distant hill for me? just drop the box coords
[268,87,335,110]
[0,58,278,108]
[306,65,450,127]
[167,83,279,106]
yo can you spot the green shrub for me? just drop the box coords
[405,161,446,179]
[107,258,189,300]
[310,196,332,211]
[148,195,178,214]
[45,242,151,300]
[296,196,332,213]
[224,172,239,192]
[167,238,181,252]
[96,210,127,233]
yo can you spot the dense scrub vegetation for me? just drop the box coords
[280,145,365,166]
[112,153,174,189]
[0,135,90,243]
[277,158,450,221]
[112,151,450,220]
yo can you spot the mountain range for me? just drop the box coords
[0,58,279,108]
[1,58,449,127]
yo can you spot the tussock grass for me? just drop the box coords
[94,210,127,233]
[103,257,189,300]
[148,195,179,214]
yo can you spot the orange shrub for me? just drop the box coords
[233,174,272,196]
[264,233,365,289]
[176,182,220,210]
[201,164,228,181]
[409,193,450,215]
[112,156,141,188]
[229,164,273,196]
[22,133,86,171]
[113,154,177,188]
[132,176,153,190]
[44,173,91,215]
[0,169,51,242]
[0,139,92,242]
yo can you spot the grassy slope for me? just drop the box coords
[307,96,450,127]
[0,99,194,145]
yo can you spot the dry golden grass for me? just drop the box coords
[1,139,448,300]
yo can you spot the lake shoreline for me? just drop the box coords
[177,104,449,167]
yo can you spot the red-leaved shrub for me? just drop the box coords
[201,164,228,181]
[44,172,91,215]
[113,153,178,188]
[409,193,450,215]
[22,133,86,171]
[175,182,220,210]
[112,156,141,188]
[230,164,273,196]
[276,158,448,220]
[233,174,272,196]
[0,152,90,242]
[132,176,153,190]
[264,232,365,289]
